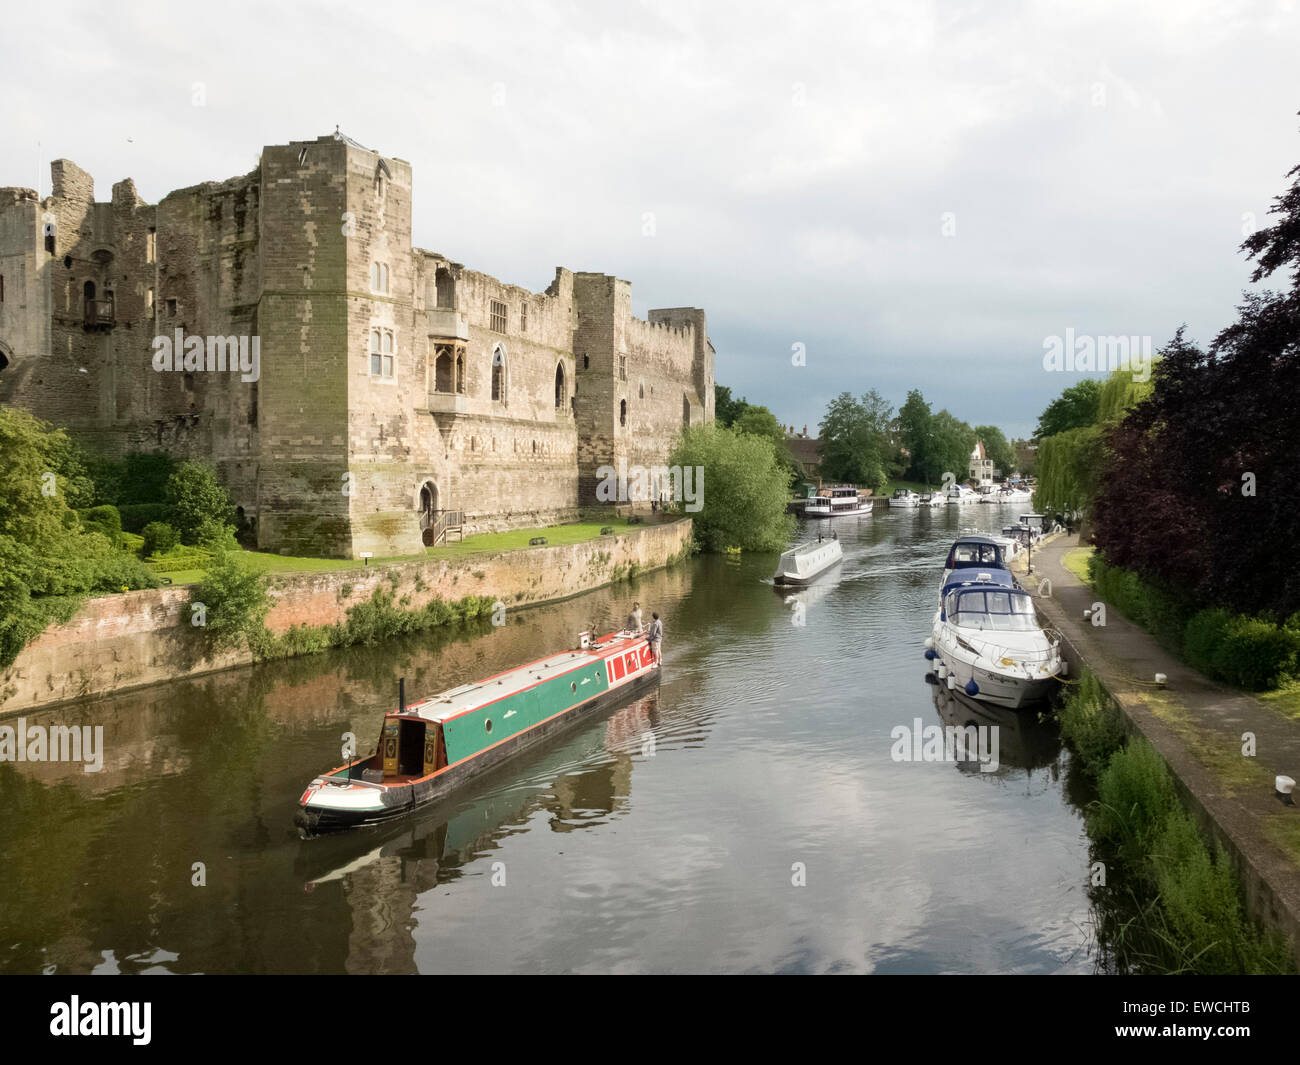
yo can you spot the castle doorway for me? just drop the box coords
[419,481,438,529]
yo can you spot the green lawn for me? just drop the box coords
[881,479,945,495]
[1061,545,1094,584]
[150,518,640,585]
[1259,684,1300,722]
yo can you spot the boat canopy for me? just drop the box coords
[944,536,1006,570]
[941,569,1015,597]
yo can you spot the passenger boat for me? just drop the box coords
[889,489,922,508]
[805,484,872,517]
[296,630,659,833]
[773,536,843,585]
[925,536,1063,709]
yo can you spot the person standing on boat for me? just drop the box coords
[627,601,643,633]
[647,612,663,665]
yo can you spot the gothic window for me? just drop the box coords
[491,345,507,402]
[371,262,389,294]
[370,328,395,379]
[554,363,565,409]
[434,347,453,392]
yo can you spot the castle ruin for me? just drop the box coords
[0,131,715,557]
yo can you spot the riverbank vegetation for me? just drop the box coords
[669,422,795,552]
[0,410,159,669]
[1056,670,1293,973]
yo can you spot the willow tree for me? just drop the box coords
[1032,425,1103,515]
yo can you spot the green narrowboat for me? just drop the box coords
[296,628,659,833]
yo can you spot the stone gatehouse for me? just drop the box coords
[0,131,715,558]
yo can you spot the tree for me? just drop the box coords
[0,409,156,668]
[734,405,800,490]
[669,423,796,552]
[1034,379,1102,440]
[973,425,1016,478]
[930,410,977,486]
[166,461,236,546]
[1091,138,1300,616]
[897,389,935,483]
[714,385,753,428]
[818,391,893,491]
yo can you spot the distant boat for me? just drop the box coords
[805,485,872,517]
[946,484,980,505]
[773,537,843,585]
[919,491,948,508]
[889,489,922,508]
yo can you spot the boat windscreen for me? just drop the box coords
[951,589,1039,631]
[946,542,1004,568]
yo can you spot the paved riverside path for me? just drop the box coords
[1015,533,1300,957]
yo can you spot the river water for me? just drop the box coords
[0,505,1100,974]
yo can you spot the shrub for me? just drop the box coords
[192,552,270,652]
[146,544,216,573]
[141,521,179,557]
[1216,616,1299,690]
[1183,608,1232,676]
[166,461,235,546]
[80,505,123,548]
[118,502,175,534]
[119,532,145,556]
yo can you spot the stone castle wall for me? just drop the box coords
[0,133,714,558]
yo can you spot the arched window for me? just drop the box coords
[620,399,627,427]
[554,363,565,409]
[583,354,589,370]
[455,350,465,393]
[434,347,453,392]
[683,393,691,427]
[83,280,96,301]
[491,345,507,402]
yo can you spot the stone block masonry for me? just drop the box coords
[0,520,692,715]
[0,132,715,558]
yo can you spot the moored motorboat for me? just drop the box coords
[919,491,948,508]
[928,577,1063,709]
[946,483,980,505]
[888,489,921,508]
[926,535,1063,709]
[296,630,659,833]
[773,536,843,585]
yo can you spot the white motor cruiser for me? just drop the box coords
[888,489,922,508]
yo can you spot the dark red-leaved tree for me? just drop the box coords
[1093,134,1300,618]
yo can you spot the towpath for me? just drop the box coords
[1015,533,1300,956]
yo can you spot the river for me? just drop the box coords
[0,504,1099,974]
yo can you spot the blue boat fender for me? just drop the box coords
[924,648,938,660]
[964,679,980,696]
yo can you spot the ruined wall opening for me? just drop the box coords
[554,363,565,408]
[620,399,627,427]
[683,393,690,427]
[435,267,455,308]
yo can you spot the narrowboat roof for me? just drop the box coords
[401,633,643,725]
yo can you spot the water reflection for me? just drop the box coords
[0,506,1098,974]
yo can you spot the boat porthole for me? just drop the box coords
[571,682,577,693]
[485,719,492,733]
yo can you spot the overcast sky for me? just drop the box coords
[6,0,1298,438]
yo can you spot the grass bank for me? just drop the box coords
[1055,669,1294,973]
